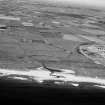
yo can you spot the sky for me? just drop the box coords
[37,0,105,10]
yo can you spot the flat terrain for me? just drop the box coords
[1,0,105,79]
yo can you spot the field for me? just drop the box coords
[0,0,105,81]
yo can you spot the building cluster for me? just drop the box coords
[79,44,105,65]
